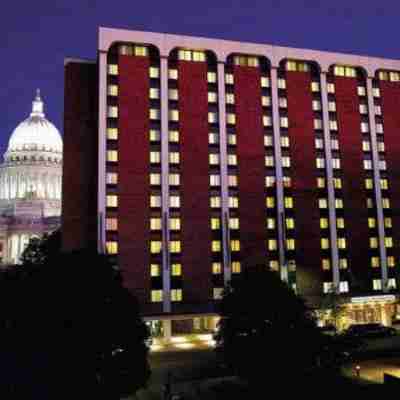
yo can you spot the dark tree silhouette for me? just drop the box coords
[215,265,328,387]
[0,235,150,399]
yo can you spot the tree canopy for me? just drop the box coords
[215,265,329,386]
[0,232,150,399]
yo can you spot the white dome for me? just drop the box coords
[7,90,62,154]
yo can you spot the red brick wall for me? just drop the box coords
[379,81,400,278]
[233,65,267,267]
[178,60,212,307]
[334,76,369,289]
[118,55,152,307]
[62,62,98,252]
[286,71,322,292]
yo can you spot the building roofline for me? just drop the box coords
[64,57,96,67]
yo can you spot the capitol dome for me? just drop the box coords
[6,90,62,156]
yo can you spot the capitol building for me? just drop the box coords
[0,90,62,264]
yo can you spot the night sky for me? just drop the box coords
[1,0,400,156]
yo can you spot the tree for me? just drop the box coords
[214,265,328,387]
[1,238,150,399]
[319,287,348,331]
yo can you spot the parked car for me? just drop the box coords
[343,323,397,339]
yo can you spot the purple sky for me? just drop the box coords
[1,0,400,156]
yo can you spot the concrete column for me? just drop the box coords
[320,71,340,292]
[160,56,171,313]
[217,61,231,285]
[97,50,108,253]
[270,67,287,283]
[366,77,388,290]
[162,319,172,341]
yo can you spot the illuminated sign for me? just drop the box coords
[350,295,396,304]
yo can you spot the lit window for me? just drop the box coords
[268,239,278,251]
[107,195,118,207]
[375,106,382,116]
[337,218,345,229]
[228,134,236,145]
[213,288,224,300]
[150,195,161,208]
[225,74,234,84]
[106,241,118,254]
[171,289,183,302]
[365,179,373,190]
[332,158,340,169]
[379,160,387,170]
[371,257,380,268]
[382,198,390,209]
[169,110,179,121]
[107,128,118,140]
[170,241,181,253]
[107,150,118,162]
[363,160,372,170]
[370,237,378,249]
[339,258,348,269]
[317,178,325,188]
[228,175,238,187]
[262,96,271,107]
[106,218,118,231]
[229,218,239,230]
[316,158,325,169]
[327,83,335,93]
[266,197,275,208]
[384,218,392,228]
[329,120,338,131]
[229,196,239,208]
[108,64,118,75]
[265,156,274,167]
[150,108,160,120]
[134,46,148,56]
[321,238,330,249]
[230,240,240,252]
[211,218,220,230]
[312,100,321,111]
[335,198,343,209]
[311,81,320,92]
[385,237,393,248]
[279,98,288,108]
[227,113,236,124]
[209,132,219,144]
[169,196,180,208]
[210,175,220,187]
[226,93,235,104]
[265,176,276,187]
[150,129,161,142]
[319,198,328,209]
[362,141,371,151]
[178,49,205,62]
[150,218,162,230]
[207,72,217,83]
[331,139,339,150]
[261,76,270,88]
[284,197,293,208]
[150,241,162,254]
[280,117,289,128]
[323,282,333,293]
[270,260,279,271]
[107,172,118,185]
[282,157,291,168]
[278,79,286,89]
[149,67,159,78]
[228,154,238,166]
[267,218,276,229]
[286,218,295,229]
[390,71,400,82]
[150,173,161,185]
[108,85,118,96]
[333,178,342,189]
[210,196,221,208]
[359,104,368,114]
[233,55,259,67]
[170,218,181,231]
[212,240,221,252]
[168,89,178,101]
[151,290,163,303]
[328,102,336,112]
[388,256,395,267]
[169,173,180,186]
[357,86,366,96]
[232,261,241,274]
[388,278,397,289]
[373,279,382,291]
[320,218,329,229]
[208,92,217,103]
[212,263,222,274]
[372,87,380,98]
[338,238,346,249]
[281,136,290,147]
[334,65,356,77]
[263,116,272,127]
[169,69,178,80]
[339,281,349,293]
[150,88,160,99]
[376,123,384,134]
[169,130,179,142]
[283,177,291,187]
[286,239,295,250]
[108,106,118,118]
[322,259,331,270]
[151,264,161,277]
[361,122,370,133]
[150,151,161,164]
[315,138,324,149]
[208,112,218,124]
[314,119,323,130]
[169,152,180,164]
[367,198,374,208]
[209,154,220,165]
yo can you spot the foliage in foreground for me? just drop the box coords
[0,231,150,399]
[215,266,332,385]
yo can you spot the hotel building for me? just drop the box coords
[63,27,400,339]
